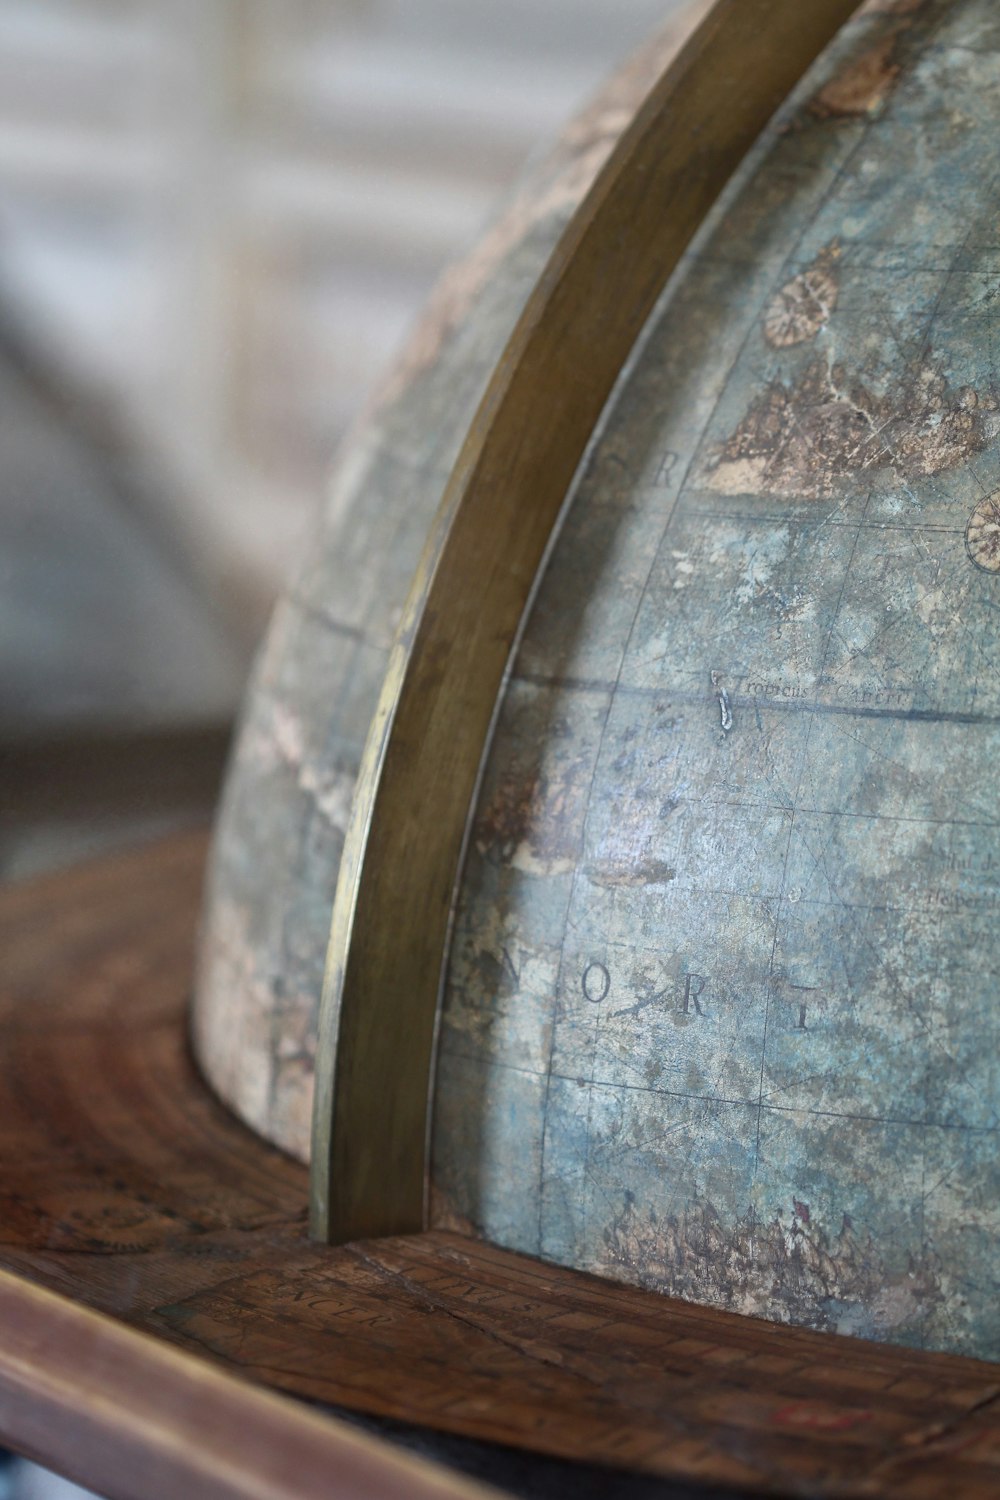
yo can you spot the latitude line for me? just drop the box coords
[437,1047,1000,1135]
[631,796,999,831]
[675,510,968,534]
[512,672,1000,727]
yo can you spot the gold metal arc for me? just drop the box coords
[311,0,862,1243]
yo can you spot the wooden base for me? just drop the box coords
[2,833,1000,1498]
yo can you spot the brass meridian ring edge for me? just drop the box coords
[310,0,864,1244]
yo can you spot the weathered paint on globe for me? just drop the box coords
[432,0,1000,1360]
[193,10,703,1156]
[197,0,1000,1361]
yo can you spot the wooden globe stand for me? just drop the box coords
[3,836,1000,1498]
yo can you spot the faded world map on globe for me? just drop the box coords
[433,0,1000,1360]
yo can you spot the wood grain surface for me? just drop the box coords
[0,1271,494,1500]
[310,0,864,1247]
[3,834,1000,1497]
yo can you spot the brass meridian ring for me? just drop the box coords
[311,0,864,1244]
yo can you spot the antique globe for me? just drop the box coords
[196,0,1000,1370]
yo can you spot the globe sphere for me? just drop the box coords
[197,0,1000,1362]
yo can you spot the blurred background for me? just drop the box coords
[0,0,676,889]
[0,0,676,1492]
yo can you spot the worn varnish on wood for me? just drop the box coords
[0,1272,493,1500]
[2,834,1000,1498]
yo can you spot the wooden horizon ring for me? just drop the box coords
[0,1271,488,1500]
[310,0,864,1243]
